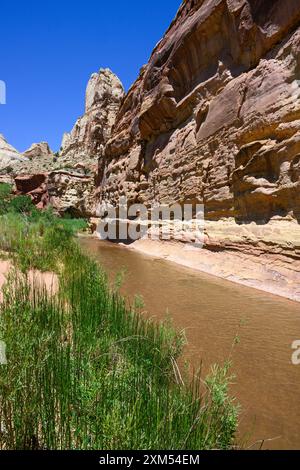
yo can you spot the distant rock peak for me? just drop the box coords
[61,68,125,160]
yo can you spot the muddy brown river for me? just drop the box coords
[80,237,300,450]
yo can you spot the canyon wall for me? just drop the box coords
[100,0,300,220]
[97,0,300,301]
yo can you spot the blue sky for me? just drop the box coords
[0,0,181,152]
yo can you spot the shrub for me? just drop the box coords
[8,195,36,215]
[0,183,13,215]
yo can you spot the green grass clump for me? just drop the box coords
[0,199,238,450]
[0,185,87,272]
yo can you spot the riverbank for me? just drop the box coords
[0,259,58,302]
[122,220,300,303]
[80,236,300,450]
[0,190,239,450]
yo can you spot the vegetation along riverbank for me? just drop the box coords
[0,182,238,450]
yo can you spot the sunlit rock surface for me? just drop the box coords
[96,0,300,300]
[0,134,26,172]
[61,68,125,161]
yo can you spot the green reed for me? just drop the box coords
[0,214,238,450]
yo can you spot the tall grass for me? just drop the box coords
[0,210,87,272]
[0,211,238,450]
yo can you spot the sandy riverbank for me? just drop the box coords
[82,217,300,302]
[0,260,58,302]
[107,219,299,303]
[129,238,300,303]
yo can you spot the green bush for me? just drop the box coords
[0,209,87,272]
[8,195,36,215]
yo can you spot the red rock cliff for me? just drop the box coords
[97,0,300,301]
[100,0,300,221]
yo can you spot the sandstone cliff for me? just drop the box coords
[96,0,300,301]
[61,68,125,162]
[50,68,124,216]
[12,69,125,216]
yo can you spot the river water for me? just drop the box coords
[80,237,300,450]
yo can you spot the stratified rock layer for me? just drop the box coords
[47,170,96,217]
[47,68,125,216]
[96,0,300,300]
[100,0,300,220]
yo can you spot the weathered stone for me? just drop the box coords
[61,68,125,161]
[23,142,53,160]
[0,134,27,172]
[47,171,96,217]
[45,68,125,216]
[95,0,300,300]
[15,174,49,209]
[99,0,300,223]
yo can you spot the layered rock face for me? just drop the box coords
[61,68,125,161]
[97,0,300,300]
[47,171,96,217]
[100,0,300,219]
[0,134,27,173]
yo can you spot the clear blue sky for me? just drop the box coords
[0,0,181,152]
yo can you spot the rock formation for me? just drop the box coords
[95,0,300,301]
[61,68,125,161]
[0,134,27,173]
[23,142,53,160]
[15,173,49,209]
[47,171,96,217]
[99,0,300,219]
[8,69,124,217]
[48,68,124,216]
